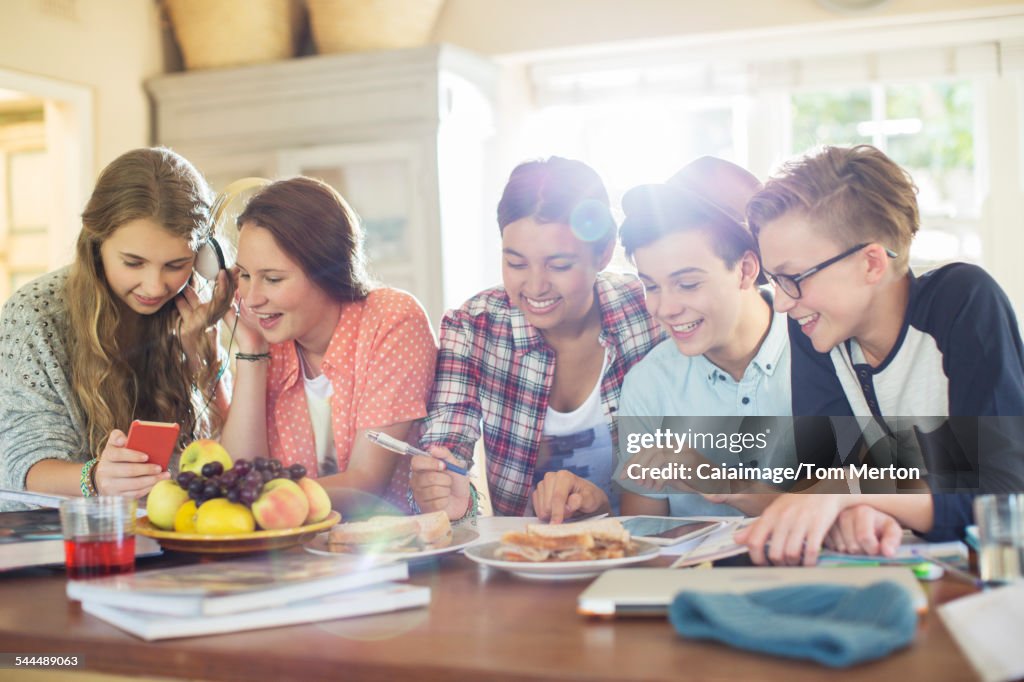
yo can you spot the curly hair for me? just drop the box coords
[65,147,234,457]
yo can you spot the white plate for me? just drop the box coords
[463,540,660,581]
[303,526,480,562]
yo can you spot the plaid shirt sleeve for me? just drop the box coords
[417,308,483,464]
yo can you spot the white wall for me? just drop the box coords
[433,0,1024,57]
[434,0,1024,315]
[0,0,169,172]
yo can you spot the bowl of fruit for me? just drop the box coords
[139,440,340,554]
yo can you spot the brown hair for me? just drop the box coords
[496,157,616,254]
[747,145,919,270]
[66,147,232,458]
[235,176,372,302]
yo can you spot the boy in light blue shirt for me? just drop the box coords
[617,158,823,517]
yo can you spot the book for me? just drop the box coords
[67,553,408,616]
[83,582,431,641]
[0,508,161,572]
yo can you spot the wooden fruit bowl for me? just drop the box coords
[136,511,341,554]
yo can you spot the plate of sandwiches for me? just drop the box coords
[463,518,660,580]
[304,510,480,562]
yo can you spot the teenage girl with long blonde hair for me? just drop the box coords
[0,147,233,502]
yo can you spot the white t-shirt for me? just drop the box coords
[299,349,339,476]
[533,350,618,513]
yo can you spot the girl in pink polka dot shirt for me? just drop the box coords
[220,177,437,515]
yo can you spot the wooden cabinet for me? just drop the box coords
[147,45,498,326]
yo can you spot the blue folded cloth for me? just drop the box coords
[668,581,917,667]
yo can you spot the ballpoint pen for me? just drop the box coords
[910,548,984,588]
[365,430,470,476]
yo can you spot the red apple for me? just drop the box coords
[296,477,332,523]
[251,478,309,530]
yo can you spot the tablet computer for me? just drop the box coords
[620,516,723,546]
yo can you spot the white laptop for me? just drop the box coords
[578,567,928,617]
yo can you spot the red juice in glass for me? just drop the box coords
[60,496,137,580]
[64,535,135,579]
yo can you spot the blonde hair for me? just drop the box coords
[747,145,919,271]
[65,148,233,457]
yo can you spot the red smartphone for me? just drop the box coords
[125,420,181,471]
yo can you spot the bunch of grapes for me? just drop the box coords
[174,457,307,508]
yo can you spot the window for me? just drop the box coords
[519,96,740,271]
[790,80,980,269]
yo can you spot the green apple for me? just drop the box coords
[179,439,232,476]
[146,479,190,530]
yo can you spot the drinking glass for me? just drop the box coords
[59,497,136,580]
[974,494,1024,586]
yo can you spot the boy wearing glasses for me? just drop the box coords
[736,145,1024,565]
[615,158,832,518]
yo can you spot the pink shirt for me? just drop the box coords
[265,288,437,477]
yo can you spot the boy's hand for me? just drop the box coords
[734,493,849,566]
[825,505,903,557]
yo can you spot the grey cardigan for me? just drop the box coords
[0,268,90,496]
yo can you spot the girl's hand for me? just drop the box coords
[531,471,609,524]
[410,446,471,521]
[224,290,269,355]
[176,270,230,357]
[93,429,169,498]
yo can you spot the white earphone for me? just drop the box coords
[194,176,272,280]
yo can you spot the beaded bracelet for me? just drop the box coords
[235,352,271,362]
[453,483,480,527]
[405,481,479,526]
[80,458,98,497]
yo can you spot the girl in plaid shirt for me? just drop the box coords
[410,158,662,522]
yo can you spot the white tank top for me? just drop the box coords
[535,349,618,513]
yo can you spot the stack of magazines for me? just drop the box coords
[66,554,429,641]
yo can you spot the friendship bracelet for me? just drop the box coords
[235,352,271,362]
[80,458,98,497]
[405,480,479,526]
[454,483,480,527]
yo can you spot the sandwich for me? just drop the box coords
[494,518,633,562]
[412,510,453,550]
[327,511,452,553]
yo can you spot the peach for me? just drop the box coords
[297,477,332,524]
[251,478,309,530]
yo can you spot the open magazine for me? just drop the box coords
[0,488,148,517]
[666,518,754,567]
[663,517,967,568]
[0,488,73,509]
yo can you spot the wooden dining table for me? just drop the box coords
[0,518,981,682]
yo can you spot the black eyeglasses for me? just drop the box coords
[763,243,898,300]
